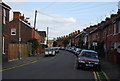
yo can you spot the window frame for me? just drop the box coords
[11,28,16,35]
[3,9,6,24]
[113,23,116,35]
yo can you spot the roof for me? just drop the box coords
[48,40,54,43]
[37,31,46,37]
[81,49,97,53]
[1,2,11,10]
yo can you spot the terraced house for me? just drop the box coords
[56,10,120,65]
[2,2,46,62]
[1,2,11,61]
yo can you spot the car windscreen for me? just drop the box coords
[81,52,98,58]
[77,49,82,52]
[45,48,51,51]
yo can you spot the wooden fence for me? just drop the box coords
[8,44,32,61]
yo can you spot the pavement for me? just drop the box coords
[2,53,44,69]
[2,51,120,80]
[100,58,120,81]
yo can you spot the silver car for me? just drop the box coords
[76,50,100,70]
[44,48,56,57]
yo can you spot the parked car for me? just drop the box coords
[70,46,76,53]
[60,47,65,50]
[76,49,100,70]
[74,48,82,56]
[44,48,56,57]
[65,47,71,51]
[52,47,59,53]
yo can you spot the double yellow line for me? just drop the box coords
[0,57,43,72]
[93,71,101,81]
[93,70,109,81]
[1,60,37,72]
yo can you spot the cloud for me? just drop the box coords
[52,17,76,23]
[9,9,78,40]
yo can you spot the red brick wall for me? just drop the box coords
[32,29,43,44]
[3,19,33,60]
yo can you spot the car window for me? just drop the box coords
[82,52,98,58]
[78,50,82,52]
[45,48,51,51]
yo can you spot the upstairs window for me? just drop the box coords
[3,9,6,24]
[11,28,16,35]
[114,23,116,35]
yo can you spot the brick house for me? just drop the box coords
[3,11,46,61]
[56,37,64,47]
[37,31,46,44]
[3,11,33,61]
[1,2,11,54]
[1,2,11,61]
[86,13,120,64]
[48,40,54,47]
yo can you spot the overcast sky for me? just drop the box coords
[3,0,119,40]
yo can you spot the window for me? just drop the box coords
[3,9,6,24]
[3,36,5,54]
[11,29,16,35]
[114,23,116,35]
[119,21,120,33]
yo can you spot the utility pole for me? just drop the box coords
[33,10,37,38]
[34,10,37,29]
[47,27,49,46]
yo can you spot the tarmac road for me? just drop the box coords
[2,50,97,80]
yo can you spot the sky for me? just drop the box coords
[3,0,119,40]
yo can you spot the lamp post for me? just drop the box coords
[18,20,21,60]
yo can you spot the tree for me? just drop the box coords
[27,38,39,56]
[62,39,69,47]
[53,41,57,47]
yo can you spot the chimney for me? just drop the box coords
[20,14,24,21]
[28,22,31,25]
[101,21,105,25]
[105,17,110,22]
[24,20,28,23]
[83,29,86,31]
[78,30,80,34]
[75,31,77,35]
[111,14,117,19]
[13,12,21,19]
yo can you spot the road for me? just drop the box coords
[3,50,96,80]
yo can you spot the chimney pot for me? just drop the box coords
[20,14,24,21]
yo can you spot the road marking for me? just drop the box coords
[101,70,110,80]
[96,72,102,81]
[93,71,98,81]
[2,63,28,71]
[1,57,43,72]
[31,61,37,63]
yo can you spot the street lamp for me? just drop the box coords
[18,20,21,60]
